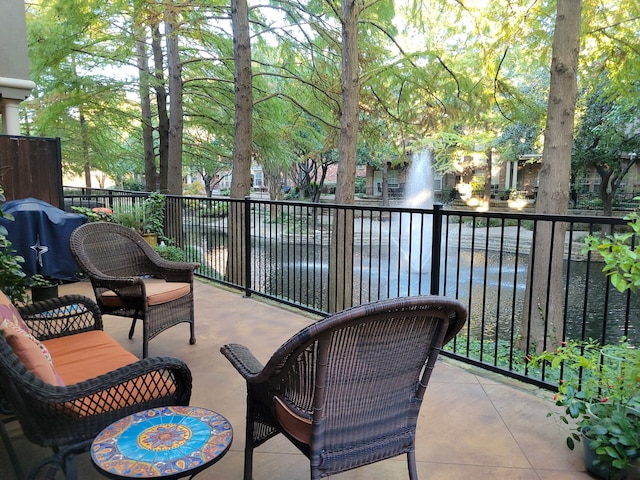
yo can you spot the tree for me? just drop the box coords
[520,0,582,352]
[290,152,335,203]
[164,1,184,195]
[25,0,142,185]
[572,83,640,216]
[134,1,157,192]
[227,0,253,286]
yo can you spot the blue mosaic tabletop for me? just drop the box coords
[91,406,233,479]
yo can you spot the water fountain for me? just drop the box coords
[401,149,435,274]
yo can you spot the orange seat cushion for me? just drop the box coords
[99,279,190,308]
[43,330,138,385]
[274,396,312,444]
[44,331,176,415]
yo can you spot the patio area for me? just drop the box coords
[1,279,592,479]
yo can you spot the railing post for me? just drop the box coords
[244,196,252,297]
[430,203,443,295]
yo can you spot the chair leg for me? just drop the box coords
[28,452,61,480]
[189,320,196,345]
[244,420,255,480]
[407,450,418,480]
[128,318,137,339]
[0,416,25,480]
[244,395,256,480]
[62,448,80,480]
[28,441,91,480]
[28,440,93,480]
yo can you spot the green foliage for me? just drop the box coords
[438,186,457,204]
[71,206,113,222]
[199,201,228,218]
[0,188,29,305]
[153,244,186,262]
[22,0,640,203]
[494,121,544,162]
[26,274,56,288]
[142,193,166,236]
[112,207,145,231]
[583,203,640,293]
[529,339,640,472]
[121,180,146,192]
[112,194,165,236]
[265,211,309,234]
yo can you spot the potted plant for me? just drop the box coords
[0,187,30,305]
[141,193,165,246]
[27,274,59,302]
[112,194,165,246]
[530,202,640,479]
[530,339,640,479]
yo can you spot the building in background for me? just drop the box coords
[0,0,34,135]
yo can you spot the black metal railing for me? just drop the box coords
[63,188,638,390]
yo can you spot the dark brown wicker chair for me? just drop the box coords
[0,294,192,480]
[221,295,467,480]
[69,222,199,358]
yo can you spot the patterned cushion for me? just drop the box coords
[0,290,29,332]
[1,319,63,386]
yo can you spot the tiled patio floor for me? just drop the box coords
[1,279,593,479]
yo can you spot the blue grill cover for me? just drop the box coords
[0,198,87,281]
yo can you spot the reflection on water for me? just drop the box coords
[190,224,639,346]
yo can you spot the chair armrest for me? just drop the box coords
[18,295,103,340]
[220,344,266,381]
[89,274,143,290]
[153,260,200,282]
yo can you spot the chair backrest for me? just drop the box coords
[264,295,467,474]
[70,222,160,278]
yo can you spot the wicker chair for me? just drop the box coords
[69,222,199,358]
[221,295,467,480]
[0,294,192,480]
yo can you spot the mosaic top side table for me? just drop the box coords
[91,406,233,479]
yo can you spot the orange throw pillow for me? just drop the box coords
[1,319,63,386]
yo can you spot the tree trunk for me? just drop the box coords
[328,0,359,312]
[335,1,359,206]
[598,170,614,217]
[165,3,183,196]
[151,22,169,194]
[520,0,582,352]
[382,162,389,207]
[230,0,252,200]
[134,16,156,192]
[484,149,492,210]
[203,172,213,197]
[228,0,252,286]
[80,107,91,188]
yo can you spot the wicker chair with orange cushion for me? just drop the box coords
[221,295,467,480]
[0,291,192,480]
[69,221,199,358]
